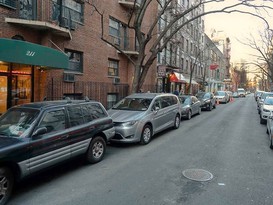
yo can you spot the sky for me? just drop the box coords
[204,0,273,67]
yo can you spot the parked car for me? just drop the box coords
[0,99,115,205]
[226,91,232,102]
[195,92,216,111]
[257,92,273,114]
[237,88,246,97]
[260,97,273,124]
[108,93,181,145]
[178,95,201,120]
[267,112,273,149]
[214,91,229,104]
[232,92,239,98]
[255,90,264,101]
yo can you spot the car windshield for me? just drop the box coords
[179,96,191,105]
[196,92,205,99]
[264,98,273,105]
[262,93,273,99]
[215,91,225,96]
[112,98,152,111]
[0,108,39,138]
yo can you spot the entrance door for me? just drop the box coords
[0,76,7,115]
[11,74,31,107]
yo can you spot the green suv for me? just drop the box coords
[0,99,115,205]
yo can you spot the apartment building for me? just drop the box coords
[204,34,226,92]
[157,0,206,95]
[0,0,158,114]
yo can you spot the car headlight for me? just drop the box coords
[121,121,138,127]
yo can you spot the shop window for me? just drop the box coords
[65,50,83,73]
[0,0,16,9]
[108,59,119,77]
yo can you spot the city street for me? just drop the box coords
[9,94,273,205]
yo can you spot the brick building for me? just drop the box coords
[0,0,158,115]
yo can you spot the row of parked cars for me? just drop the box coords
[0,90,235,204]
[255,90,273,149]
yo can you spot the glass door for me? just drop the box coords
[11,64,32,107]
[0,76,7,115]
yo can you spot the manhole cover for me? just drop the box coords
[182,169,213,182]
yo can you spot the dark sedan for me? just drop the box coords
[196,92,216,111]
[178,95,201,120]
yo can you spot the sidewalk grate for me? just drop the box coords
[182,169,213,182]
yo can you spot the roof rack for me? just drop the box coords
[63,97,72,103]
[84,96,90,102]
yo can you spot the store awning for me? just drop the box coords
[170,72,186,83]
[0,38,68,69]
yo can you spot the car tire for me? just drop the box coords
[187,110,192,120]
[173,114,181,129]
[260,117,266,125]
[140,124,152,145]
[213,103,216,109]
[86,136,106,164]
[198,107,201,115]
[270,134,273,149]
[207,103,212,111]
[0,167,14,205]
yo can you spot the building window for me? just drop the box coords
[52,0,84,26]
[108,59,119,77]
[0,0,16,9]
[109,17,128,48]
[65,49,83,73]
[19,0,37,20]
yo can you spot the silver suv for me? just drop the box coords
[108,93,181,145]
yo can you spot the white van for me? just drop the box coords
[237,88,246,97]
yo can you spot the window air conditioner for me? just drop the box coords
[113,77,120,84]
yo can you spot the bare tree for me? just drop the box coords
[87,0,273,93]
[242,28,273,89]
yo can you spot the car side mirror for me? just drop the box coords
[153,106,160,113]
[32,127,47,137]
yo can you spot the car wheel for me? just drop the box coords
[270,134,273,149]
[260,117,266,125]
[86,136,106,164]
[140,124,152,145]
[198,107,201,115]
[173,114,181,129]
[187,110,192,120]
[208,103,213,111]
[0,167,14,205]
[213,103,216,109]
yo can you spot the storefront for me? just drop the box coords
[0,38,68,115]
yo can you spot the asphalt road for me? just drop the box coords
[9,94,273,205]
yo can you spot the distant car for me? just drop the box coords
[237,88,246,97]
[260,97,273,124]
[0,99,115,205]
[226,91,232,102]
[196,92,216,111]
[214,91,229,104]
[108,93,181,145]
[232,92,239,98]
[178,95,201,120]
